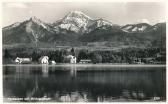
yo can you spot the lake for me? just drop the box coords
[3,65,166,102]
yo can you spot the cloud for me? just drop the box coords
[29,11,33,14]
[5,3,28,8]
[136,19,150,24]
[158,19,165,23]
[141,19,150,24]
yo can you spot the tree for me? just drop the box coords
[77,50,88,62]
[71,47,75,56]
[58,50,64,63]
[90,52,102,64]
[32,51,38,61]
[3,49,11,59]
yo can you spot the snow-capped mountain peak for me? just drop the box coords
[30,16,39,21]
[52,11,117,34]
[65,11,93,20]
[28,16,48,29]
[96,18,113,27]
[53,11,94,34]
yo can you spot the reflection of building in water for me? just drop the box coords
[15,65,31,82]
[96,90,146,102]
[131,91,146,100]
[42,65,49,77]
[97,96,103,102]
[59,91,88,102]
[70,65,77,78]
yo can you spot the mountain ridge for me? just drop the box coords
[2,11,166,49]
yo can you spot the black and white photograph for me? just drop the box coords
[1,0,167,102]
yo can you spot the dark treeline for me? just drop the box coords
[3,47,166,64]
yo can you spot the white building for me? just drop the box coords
[64,55,76,63]
[79,59,92,63]
[50,60,56,65]
[39,56,49,64]
[15,57,32,64]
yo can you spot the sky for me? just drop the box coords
[2,2,166,27]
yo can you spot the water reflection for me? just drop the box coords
[42,65,49,78]
[3,65,166,102]
[70,65,77,78]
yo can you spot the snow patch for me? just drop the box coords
[59,23,79,33]
[96,19,112,28]
[123,25,133,30]
[132,27,138,32]
[31,17,47,29]
[68,11,93,20]
[138,26,147,31]
[26,22,33,33]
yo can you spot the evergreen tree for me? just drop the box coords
[3,49,10,59]
[71,47,75,56]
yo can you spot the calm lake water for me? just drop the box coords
[3,65,166,102]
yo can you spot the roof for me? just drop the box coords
[80,59,91,61]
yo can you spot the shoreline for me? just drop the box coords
[3,63,166,67]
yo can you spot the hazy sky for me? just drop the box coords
[2,2,166,27]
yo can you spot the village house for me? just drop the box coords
[155,52,166,64]
[156,52,166,58]
[131,57,143,64]
[15,57,32,64]
[39,56,49,64]
[50,60,56,65]
[64,55,76,63]
[142,57,155,64]
[79,59,92,64]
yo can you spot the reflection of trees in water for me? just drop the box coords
[96,90,146,102]
[26,66,49,99]
[26,71,48,100]
[3,66,166,102]
[57,91,88,102]
[26,79,39,99]
[14,65,31,82]
[150,69,166,100]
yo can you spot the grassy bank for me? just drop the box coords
[3,63,166,67]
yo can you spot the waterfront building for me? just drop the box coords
[39,56,49,64]
[64,55,76,63]
[15,57,32,64]
[79,59,92,63]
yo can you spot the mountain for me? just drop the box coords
[86,18,120,33]
[52,11,116,34]
[2,11,166,49]
[121,23,152,33]
[53,11,94,34]
[80,22,166,48]
[3,17,56,44]
[3,22,21,30]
